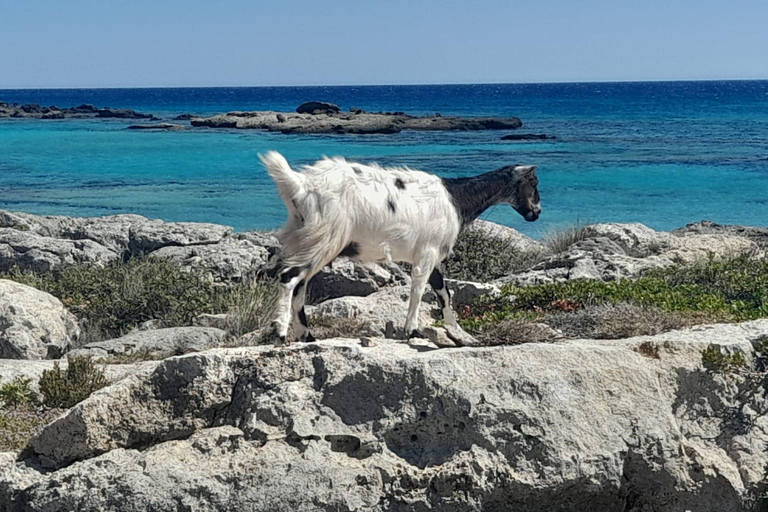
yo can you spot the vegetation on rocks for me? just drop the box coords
[39,357,109,409]
[460,253,768,344]
[1,258,278,343]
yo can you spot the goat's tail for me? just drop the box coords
[260,151,305,207]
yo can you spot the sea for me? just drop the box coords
[1,81,767,237]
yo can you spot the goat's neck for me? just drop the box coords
[442,169,510,227]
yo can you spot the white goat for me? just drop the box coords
[260,151,540,344]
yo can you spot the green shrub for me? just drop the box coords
[0,407,63,451]
[39,357,108,409]
[3,259,221,342]
[444,228,545,282]
[0,377,38,408]
[701,346,748,374]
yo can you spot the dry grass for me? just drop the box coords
[472,318,559,346]
[542,223,591,255]
[0,406,64,451]
[543,302,722,340]
[308,316,375,340]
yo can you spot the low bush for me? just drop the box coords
[444,228,545,282]
[0,377,38,408]
[471,318,558,346]
[39,357,108,409]
[0,407,63,451]
[214,279,278,338]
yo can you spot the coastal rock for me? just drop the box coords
[306,259,409,305]
[0,359,160,393]
[0,228,119,272]
[445,279,500,307]
[126,123,186,131]
[0,102,154,120]
[128,220,232,254]
[311,286,433,338]
[503,222,757,285]
[673,219,768,248]
[191,107,523,135]
[295,101,341,114]
[4,321,767,511]
[466,218,542,252]
[0,280,80,360]
[65,327,226,361]
[149,235,270,282]
[501,133,555,141]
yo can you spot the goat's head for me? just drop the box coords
[503,165,540,222]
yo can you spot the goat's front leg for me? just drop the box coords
[404,252,438,338]
[269,265,309,345]
[428,265,458,327]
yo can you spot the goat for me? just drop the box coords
[260,151,540,345]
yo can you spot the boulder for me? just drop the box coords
[0,228,118,272]
[673,220,768,248]
[466,219,542,253]
[3,321,767,510]
[311,286,433,338]
[125,123,186,131]
[65,327,227,361]
[501,133,554,141]
[0,280,80,359]
[306,259,409,304]
[295,101,341,114]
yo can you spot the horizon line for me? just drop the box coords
[2,77,768,91]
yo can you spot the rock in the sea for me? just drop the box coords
[0,280,80,359]
[501,133,555,140]
[673,219,768,248]
[65,327,227,361]
[126,123,186,131]
[0,102,154,120]
[191,109,523,134]
[4,321,767,511]
[295,101,341,114]
[306,259,409,305]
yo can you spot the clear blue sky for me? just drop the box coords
[2,0,767,88]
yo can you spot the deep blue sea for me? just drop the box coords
[1,81,767,236]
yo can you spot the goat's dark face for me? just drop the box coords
[507,165,541,222]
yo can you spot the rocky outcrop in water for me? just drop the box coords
[0,102,154,120]
[501,133,555,140]
[190,107,523,134]
[2,321,767,511]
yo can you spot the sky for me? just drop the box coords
[2,0,767,88]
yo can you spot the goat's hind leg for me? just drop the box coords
[429,264,459,327]
[404,251,439,339]
[290,279,315,343]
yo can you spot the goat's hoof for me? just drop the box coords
[299,332,316,343]
[263,326,288,347]
[408,329,427,340]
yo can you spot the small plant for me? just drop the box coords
[542,223,590,255]
[39,357,108,409]
[635,341,661,359]
[0,377,38,408]
[701,346,748,374]
[215,279,279,338]
[471,318,558,346]
[309,316,374,340]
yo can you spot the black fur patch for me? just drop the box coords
[298,307,309,327]
[293,280,306,297]
[428,268,445,290]
[340,242,360,258]
[435,293,446,310]
[279,266,303,284]
[394,178,405,189]
[353,166,362,174]
[387,199,396,213]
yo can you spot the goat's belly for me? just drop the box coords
[350,240,415,264]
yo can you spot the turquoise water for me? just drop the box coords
[1,82,768,236]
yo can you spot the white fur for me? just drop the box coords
[261,151,463,341]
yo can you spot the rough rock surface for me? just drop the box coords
[191,108,523,134]
[466,219,542,253]
[65,327,227,361]
[307,259,410,305]
[295,101,341,114]
[0,210,278,282]
[673,220,768,248]
[125,123,186,131]
[504,222,757,285]
[0,280,80,359]
[501,133,554,140]
[0,359,160,393]
[2,321,767,511]
[0,102,153,120]
[311,286,434,338]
